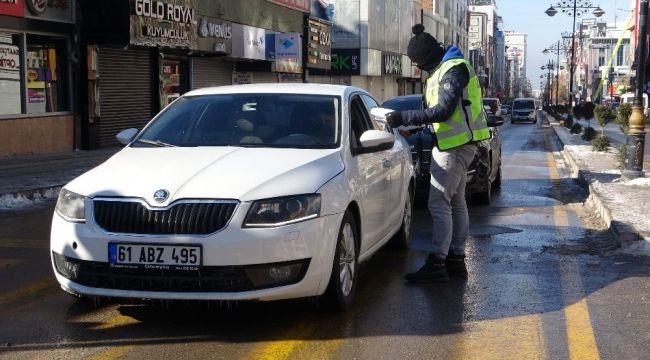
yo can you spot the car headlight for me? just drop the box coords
[55,189,86,222]
[244,194,321,228]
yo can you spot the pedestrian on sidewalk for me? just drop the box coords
[386,24,490,283]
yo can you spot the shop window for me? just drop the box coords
[26,34,68,114]
[0,32,22,116]
[161,59,188,108]
[0,33,68,116]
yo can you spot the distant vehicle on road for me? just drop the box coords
[382,95,503,204]
[501,104,510,115]
[620,93,649,119]
[511,98,538,124]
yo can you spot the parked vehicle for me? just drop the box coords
[511,98,538,124]
[620,93,649,119]
[501,104,510,115]
[50,84,415,310]
[382,95,503,205]
[483,97,502,117]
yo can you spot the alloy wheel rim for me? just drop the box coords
[339,222,356,296]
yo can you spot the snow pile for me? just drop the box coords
[624,177,650,187]
[0,187,60,210]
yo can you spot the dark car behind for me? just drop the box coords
[382,95,502,205]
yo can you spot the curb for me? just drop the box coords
[547,116,645,248]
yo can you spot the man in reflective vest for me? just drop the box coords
[386,24,490,283]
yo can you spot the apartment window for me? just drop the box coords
[616,46,624,66]
[0,32,68,116]
[598,48,605,67]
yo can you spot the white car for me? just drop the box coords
[51,84,415,310]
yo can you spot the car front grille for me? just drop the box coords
[94,199,238,235]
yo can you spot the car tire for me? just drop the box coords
[324,210,359,311]
[472,175,492,205]
[390,184,414,249]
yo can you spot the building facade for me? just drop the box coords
[0,0,78,157]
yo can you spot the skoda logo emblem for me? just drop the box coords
[153,189,169,203]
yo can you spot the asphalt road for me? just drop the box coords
[0,116,649,359]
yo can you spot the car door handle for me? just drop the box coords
[382,159,393,168]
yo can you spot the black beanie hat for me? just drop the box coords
[407,24,445,71]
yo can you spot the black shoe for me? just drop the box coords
[405,254,449,283]
[446,253,468,279]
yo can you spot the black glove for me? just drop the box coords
[386,111,404,128]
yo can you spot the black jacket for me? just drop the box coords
[401,64,470,126]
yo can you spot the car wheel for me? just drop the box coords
[324,210,359,311]
[390,185,414,249]
[492,166,502,189]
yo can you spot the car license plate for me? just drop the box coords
[108,243,201,269]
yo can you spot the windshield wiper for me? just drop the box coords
[136,139,176,147]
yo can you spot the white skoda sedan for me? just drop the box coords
[51,84,414,309]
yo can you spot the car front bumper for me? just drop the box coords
[50,206,343,301]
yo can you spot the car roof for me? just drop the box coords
[184,83,364,98]
[513,98,535,101]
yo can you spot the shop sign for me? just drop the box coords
[266,32,301,73]
[330,48,360,75]
[130,0,197,49]
[265,0,309,13]
[24,0,73,23]
[231,24,266,60]
[0,0,24,17]
[306,17,331,70]
[0,44,20,72]
[233,72,252,85]
[197,17,232,54]
[382,52,401,75]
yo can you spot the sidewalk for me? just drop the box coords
[0,148,118,209]
[547,113,650,252]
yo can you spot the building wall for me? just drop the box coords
[0,115,74,157]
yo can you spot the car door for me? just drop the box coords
[348,95,392,253]
[361,94,404,231]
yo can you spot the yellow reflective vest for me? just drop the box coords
[425,58,491,150]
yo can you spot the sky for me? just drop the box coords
[496,0,632,91]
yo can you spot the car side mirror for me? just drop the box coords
[116,128,139,145]
[356,129,395,154]
[370,107,394,121]
[487,116,504,127]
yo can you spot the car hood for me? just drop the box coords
[66,147,344,204]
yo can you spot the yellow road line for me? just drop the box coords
[546,135,601,360]
[453,314,547,360]
[0,278,55,306]
[86,345,135,360]
[244,322,338,360]
[91,314,141,330]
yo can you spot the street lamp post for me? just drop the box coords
[545,0,605,125]
[541,61,555,107]
[543,40,570,106]
[623,0,648,179]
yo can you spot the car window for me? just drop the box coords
[513,100,535,109]
[349,96,374,148]
[134,94,341,149]
[361,94,380,110]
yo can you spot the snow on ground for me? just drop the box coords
[0,187,60,210]
[624,177,650,187]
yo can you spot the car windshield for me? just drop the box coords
[382,96,423,111]
[134,94,341,149]
[513,100,535,109]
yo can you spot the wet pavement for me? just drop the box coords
[0,117,649,359]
